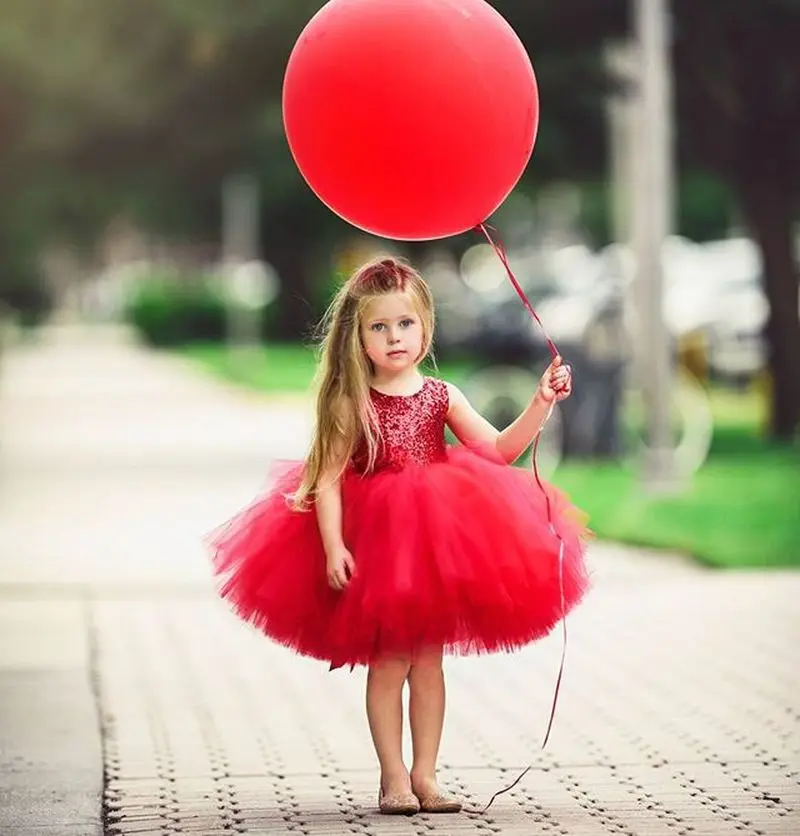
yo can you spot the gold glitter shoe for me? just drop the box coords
[378,788,421,815]
[416,790,463,814]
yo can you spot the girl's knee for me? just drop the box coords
[369,653,412,683]
[410,646,444,675]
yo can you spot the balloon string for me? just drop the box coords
[477,223,559,361]
[468,222,570,816]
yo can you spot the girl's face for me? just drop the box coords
[360,291,425,376]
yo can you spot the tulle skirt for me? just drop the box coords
[209,444,591,669]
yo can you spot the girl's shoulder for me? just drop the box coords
[424,376,453,412]
[439,379,475,416]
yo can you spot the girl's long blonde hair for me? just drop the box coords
[292,256,435,510]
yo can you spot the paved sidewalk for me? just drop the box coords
[1,325,798,836]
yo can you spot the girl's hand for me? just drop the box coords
[537,355,573,403]
[326,545,356,591]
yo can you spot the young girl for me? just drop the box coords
[211,256,589,816]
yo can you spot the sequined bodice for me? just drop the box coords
[352,377,449,474]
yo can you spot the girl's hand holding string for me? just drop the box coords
[327,544,356,591]
[536,355,572,403]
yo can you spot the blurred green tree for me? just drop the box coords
[669,0,800,437]
[504,0,799,436]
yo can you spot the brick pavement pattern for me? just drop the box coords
[94,575,799,836]
[2,325,798,835]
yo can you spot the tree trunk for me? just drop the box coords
[269,247,316,341]
[739,172,800,439]
[262,210,317,342]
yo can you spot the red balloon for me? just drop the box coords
[283,0,539,241]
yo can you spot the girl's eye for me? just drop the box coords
[370,323,386,332]
[400,318,415,328]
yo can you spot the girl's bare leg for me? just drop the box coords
[408,647,447,796]
[366,655,412,797]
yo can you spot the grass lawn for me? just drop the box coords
[554,429,798,569]
[180,342,799,569]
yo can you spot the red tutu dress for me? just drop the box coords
[210,377,590,669]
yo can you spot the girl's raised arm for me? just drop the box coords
[445,357,570,464]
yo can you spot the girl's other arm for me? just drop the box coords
[314,418,356,589]
[316,472,355,590]
[316,469,346,554]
